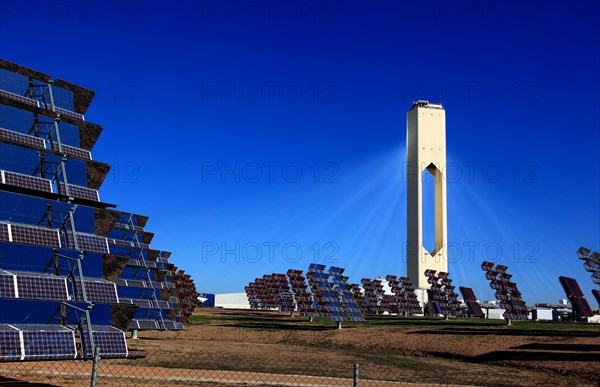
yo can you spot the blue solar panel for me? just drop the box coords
[8,324,77,361]
[81,326,128,358]
[0,324,21,361]
[73,279,119,304]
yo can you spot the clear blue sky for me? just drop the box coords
[1,1,598,304]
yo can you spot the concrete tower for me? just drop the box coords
[406,100,447,290]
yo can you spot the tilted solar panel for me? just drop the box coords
[1,170,53,193]
[128,319,159,330]
[22,330,77,360]
[0,89,40,107]
[459,286,484,317]
[50,142,92,160]
[54,106,85,121]
[73,279,119,304]
[0,127,46,151]
[0,272,16,298]
[81,326,128,358]
[592,290,600,306]
[0,325,21,361]
[10,324,77,361]
[558,276,594,318]
[65,231,109,254]
[5,223,61,249]
[17,274,68,301]
[59,184,99,202]
[0,223,9,242]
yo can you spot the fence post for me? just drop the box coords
[354,363,359,387]
[90,346,100,387]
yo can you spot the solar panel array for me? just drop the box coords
[0,63,199,361]
[107,214,193,331]
[272,273,296,313]
[170,270,199,320]
[348,283,365,312]
[481,261,528,320]
[1,170,99,202]
[245,274,295,312]
[0,127,92,162]
[458,286,484,317]
[245,281,262,309]
[577,246,600,285]
[424,270,463,317]
[306,264,333,317]
[558,276,594,318]
[361,278,388,314]
[327,267,364,322]
[286,269,317,317]
[387,275,423,315]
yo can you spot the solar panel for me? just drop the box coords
[480,261,528,320]
[0,223,9,242]
[65,231,109,254]
[5,324,77,361]
[161,320,184,330]
[0,127,45,151]
[459,286,484,317]
[116,279,147,288]
[0,324,21,361]
[49,141,92,160]
[132,299,153,308]
[558,276,594,318]
[0,271,16,298]
[73,279,119,304]
[81,325,128,358]
[21,328,77,360]
[17,273,68,301]
[2,222,62,249]
[592,290,600,306]
[59,184,99,202]
[1,170,53,193]
[0,89,40,107]
[54,106,85,122]
[109,238,134,248]
[128,319,159,330]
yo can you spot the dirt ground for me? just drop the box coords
[1,309,599,386]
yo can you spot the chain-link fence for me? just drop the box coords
[1,323,598,387]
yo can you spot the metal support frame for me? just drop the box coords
[27,78,97,358]
[126,214,167,330]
